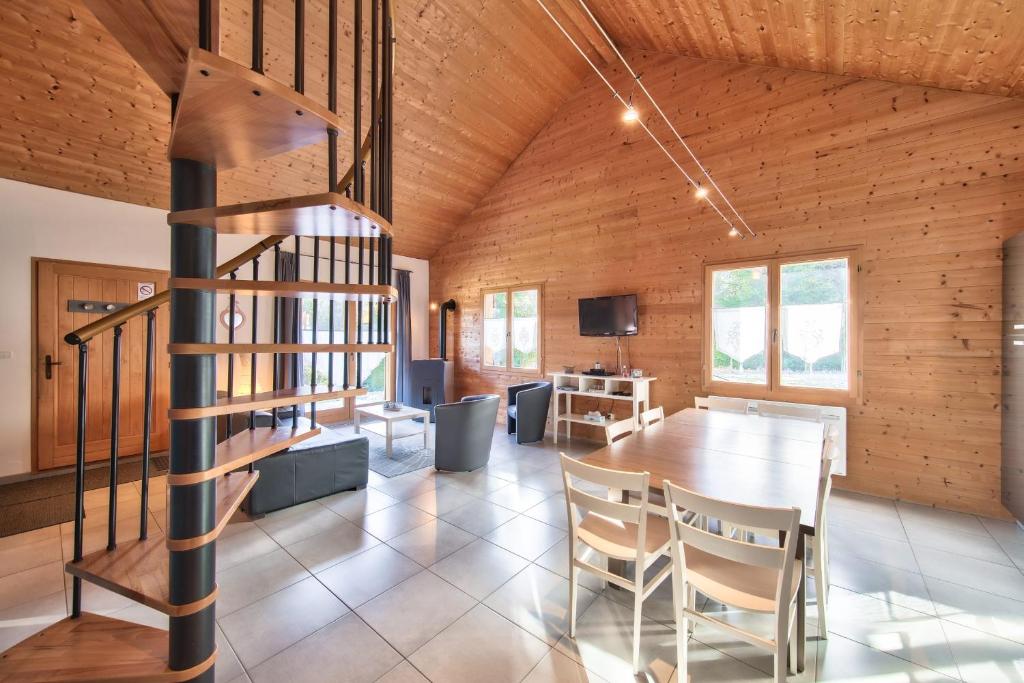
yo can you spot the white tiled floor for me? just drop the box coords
[2,426,1024,682]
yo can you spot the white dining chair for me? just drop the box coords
[560,454,673,673]
[640,406,665,427]
[707,396,751,413]
[604,417,635,445]
[664,481,803,683]
[808,428,837,638]
[757,402,823,422]
[693,396,710,409]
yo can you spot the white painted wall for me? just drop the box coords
[0,178,429,477]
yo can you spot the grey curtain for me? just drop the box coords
[395,269,412,402]
[275,251,298,390]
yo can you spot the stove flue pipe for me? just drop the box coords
[438,299,456,360]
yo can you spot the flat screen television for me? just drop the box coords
[578,294,638,337]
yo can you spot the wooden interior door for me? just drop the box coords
[35,259,170,471]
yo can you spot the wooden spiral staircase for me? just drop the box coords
[0,1,395,680]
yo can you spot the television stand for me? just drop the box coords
[549,372,657,444]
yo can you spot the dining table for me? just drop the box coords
[582,406,826,671]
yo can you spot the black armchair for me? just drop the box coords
[434,394,500,472]
[506,381,553,444]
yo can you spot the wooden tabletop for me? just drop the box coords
[583,408,825,531]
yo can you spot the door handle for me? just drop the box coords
[44,354,62,380]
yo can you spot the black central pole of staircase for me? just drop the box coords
[167,157,218,682]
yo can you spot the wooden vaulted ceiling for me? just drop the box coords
[0,0,606,259]
[1,1,1022,261]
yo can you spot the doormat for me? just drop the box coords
[0,455,169,538]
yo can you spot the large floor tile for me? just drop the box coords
[409,603,551,683]
[216,548,309,616]
[355,570,475,656]
[820,587,958,675]
[316,543,422,608]
[405,486,479,516]
[518,469,567,496]
[898,501,991,538]
[484,564,598,646]
[828,524,920,573]
[356,503,435,541]
[907,520,1015,566]
[440,497,519,536]
[219,576,348,669]
[386,519,475,566]
[255,501,348,547]
[523,494,570,530]
[371,472,442,501]
[0,561,65,612]
[828,504,907,543]
[926,575,1024,645]
[217,522,280,572]
[376,660,429,682]
[522,648,609,683]
[940,620,1024,683]
[215,623,246,683]
[429,538,528,600]
[485,516,565,561]
[284,519,379,573]
[440,470,511,496]
[828,551,936,614]
[554,595,677,683]
[319,487,399,521]
[814,632,957,682]
[484,484,551,513]
[914,545,1024,601]
[250,612,402,683]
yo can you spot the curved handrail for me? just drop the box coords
[68,0,397,347]
[63,235,287,345]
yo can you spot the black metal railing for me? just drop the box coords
[62,2,396,678]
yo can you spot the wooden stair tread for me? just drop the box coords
[169,343,393,355]
[0,612,214,682]
[168,386,367,420]
[169,49,343,169]
[167,471,261,551]
[168,192,392,237]
[168,428,318,485]
[169,279,396,302]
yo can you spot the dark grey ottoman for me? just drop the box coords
[242,419,370,516]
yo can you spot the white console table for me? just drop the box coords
[549,372,657,444]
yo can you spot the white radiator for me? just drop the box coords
[711,397,848,476]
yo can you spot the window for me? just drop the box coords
[356,303,388,404]
[482,285,543,373]
[301,298,346,409]
[705,250,858,399]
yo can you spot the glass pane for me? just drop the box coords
[710,266,768,385]
[483,292,507,368]
[301,298,345,409]
[511,289,539,370]
[780,258,849,389]
[357,304,387,404]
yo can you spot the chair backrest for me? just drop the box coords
[640,406,665,427]
[604,417,635,445]
[815,426,837,529]
[663,480,800,609]
[561,454,650,562]
[707,396,750,414]
[694,396,710,409]
[757,402,822,422]
[433,394,500,471]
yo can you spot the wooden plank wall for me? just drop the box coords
[429,51,1024,518]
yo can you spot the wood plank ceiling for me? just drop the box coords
[0,1,1022,260]
[0,0,605,259]
[583,0,1024,98]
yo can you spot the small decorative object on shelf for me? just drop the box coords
[383,401,403,412]
[630,368,644,378]
[583,410,608,423]
[563,365,576,374]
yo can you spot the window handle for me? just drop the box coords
[771,329,778,344]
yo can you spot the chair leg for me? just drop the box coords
[675,579,689,683]
[568,565,579,638]
[815,536,829,639]
[632,585,643,674]
[687,585,697,635]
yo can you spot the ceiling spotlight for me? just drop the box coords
[622,105,639,123]
[728,226,740,238]
[695,185,710,200]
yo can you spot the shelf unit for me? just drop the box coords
[549,372,657,444]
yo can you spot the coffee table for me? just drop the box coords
[354,404,430,458]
